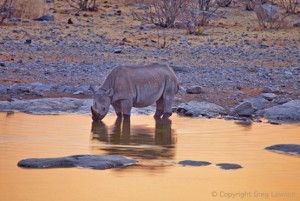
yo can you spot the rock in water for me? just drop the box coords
[178,160,211,167]
[263,100,300,122]
[216,163,243,170]
[176,101,226,118]
[265,144,300,156]
[18,155,138,170]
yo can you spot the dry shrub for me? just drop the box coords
[14,0,46,19]
[216,0,232,7]
[144,0,185,28]
[280,0,298,13]
[255,3,290,29]
[69,0,98,11]
[0,0,16,24]
[245,0,268,11]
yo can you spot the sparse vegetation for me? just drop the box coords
[0,0,16,24]
[245,0,268,11]
[69,0,98,11]
[144,0,185,28]
[280,0,298,13]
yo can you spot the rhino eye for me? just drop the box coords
[102,108,106,112]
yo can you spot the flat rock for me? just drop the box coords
[178,160,211,167]
[261,93,277,101]
[176,101,226,118]
[265,144,300,156]
[33,15,54,21]
[263,100,300,122]
[17,155,138,170]
[261,86,279,93]
[230,101,256,116]
[186,86,203,94]
[216,163,243,170]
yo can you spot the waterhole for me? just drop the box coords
[0,113,299,201]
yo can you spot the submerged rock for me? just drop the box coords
[263,100,300,122]
[178,160,211,167]
[216,163,243,170]
[18,155,138,170]
[176,101,226,118]
[265,144,300,156]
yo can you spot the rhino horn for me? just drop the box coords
[91,106,100,118]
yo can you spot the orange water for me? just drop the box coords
[0,113,299,201]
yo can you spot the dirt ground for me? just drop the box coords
[0,0,299,109]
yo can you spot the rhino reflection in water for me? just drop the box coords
[91,63,178,121]
[91,118,176,160]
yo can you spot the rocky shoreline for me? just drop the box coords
[0,96,299,124]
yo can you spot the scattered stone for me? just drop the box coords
[114,48,122,54]
[261,86,279,93]
[178,160,211,167]
[56,85,67,93]
[34,84,54,92]
[273,98,292,105]
[46,0,54,3]
[73,91,84,95]
[33,15,54,21]
[229,101,256,116]
[265,144,300,156]
[263,100,300,122]
[216,0,232,7]
[293,22,300,27]
[186,86,203,94]
[0,85,8,94]
[216,163,243,170]
[261,93,277,101]
[244,97,268,110]
[176,101,226,118]
[18,155,138,170]
[9,84,32,93]
[67,18,73,24]
[284,71,293,78]
[24,39,32,44]
[0,61,5,67]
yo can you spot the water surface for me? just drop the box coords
[0,113,299,201]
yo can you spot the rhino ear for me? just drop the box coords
[105,88,113,96]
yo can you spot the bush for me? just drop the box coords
[144,0,185,28]
[0,0,16,24]
[69,0,98,11]
[255,3,289,29]
[280,0,298,13]
[245,0,268,11]
[216,0,232,7]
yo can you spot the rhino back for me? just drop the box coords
[103,64,177,107]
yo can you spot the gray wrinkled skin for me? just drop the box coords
[91,63,178,121]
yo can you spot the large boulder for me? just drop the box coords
[263,100,300,122]
[176,101,226,118]
[18,155,138,170]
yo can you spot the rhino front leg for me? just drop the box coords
[154,97,164,119]
[120,99,132,119]
[112,101,122,118]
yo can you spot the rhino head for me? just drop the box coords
[91,88,113,121]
